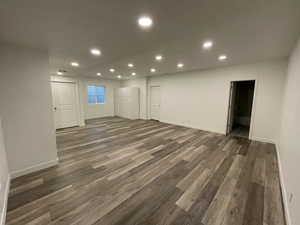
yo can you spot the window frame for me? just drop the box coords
[87,85,106,104]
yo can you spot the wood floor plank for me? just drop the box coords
[176,168,211,212]
[243,182,265,225]
[6,117,286,225]
[201,155,245,225]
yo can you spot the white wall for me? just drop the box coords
[51,76,120,120]
[278,38,300,225]
[0,118,9,225]
[122,77,148,119]
[148,59,287,143]
[0,44,58,178]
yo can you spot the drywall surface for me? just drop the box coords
[278,38,300,225]
[0,118,9,225]
[148,59,286,143]
[0,44,58,177]
[51,76,120,120]
[122,77,148,119]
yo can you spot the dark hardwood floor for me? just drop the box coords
[7,117,286,225]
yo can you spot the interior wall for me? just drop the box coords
[278,38,300,225]
[148,59,287,143]
[51,76,121,120]
[0,117,9,225]
[122,77,148,119]
[0,44,58,178]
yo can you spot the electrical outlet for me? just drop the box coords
[289,193,293,203]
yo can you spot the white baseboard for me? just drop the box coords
[275,143,292,225]
[159,119,276,145]
[0,175,10,225]
[250,136,275,144]
[10,158,58,179]
[159,119,225,135]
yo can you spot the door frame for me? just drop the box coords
[149,85,161,121]
[226,82,237,135]
[225,79,257,139]
[51,81,81,129]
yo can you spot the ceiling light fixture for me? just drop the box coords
[57,71,63,75]
[155,55,163,61]
[138,16,153,28]
[132,72,136,76]
[202,40,213,49]
[177,63,184,68]
[128,63,134,68]
[117,75,122,79]
[109,68,115,73]
[71,62,79,67]
[150,68,156,73]
[218,55,227,61]
[97,72,101,76]
[90,48,101,56]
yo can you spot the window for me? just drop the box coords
[87,85,105,104]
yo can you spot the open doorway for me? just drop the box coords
[226,80,255,138]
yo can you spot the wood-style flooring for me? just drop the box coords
[7,117,286,225]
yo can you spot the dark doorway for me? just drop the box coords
[226,80,255,138]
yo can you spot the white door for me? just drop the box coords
[51,82,79,129]
[150,86,161,120]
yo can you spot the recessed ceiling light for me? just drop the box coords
[150,68,156,73]
[202,40,213,49]
[57,71,63,75]
[109,68,115,73]
[132,72,136,76]
[218,55,227,61]
[97,72,101,76]
[155,55,163,61]
[90,48,101,56]
[138,16,153,28]
[177,63,184,68]
[71,62,79,67]
[117,75,122,79]
[128,63,134,68]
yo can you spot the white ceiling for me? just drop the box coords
[1,0,300,79]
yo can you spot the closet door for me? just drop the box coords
[51,82,79,129]
[150,86,161,120]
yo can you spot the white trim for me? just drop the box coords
[161,118,275,144]
[0,175,10,225]
[10,158,58,179]
[250,136,275,144]
[160,119,225,135]
[249,79,258,140]
[275,143,292,225]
